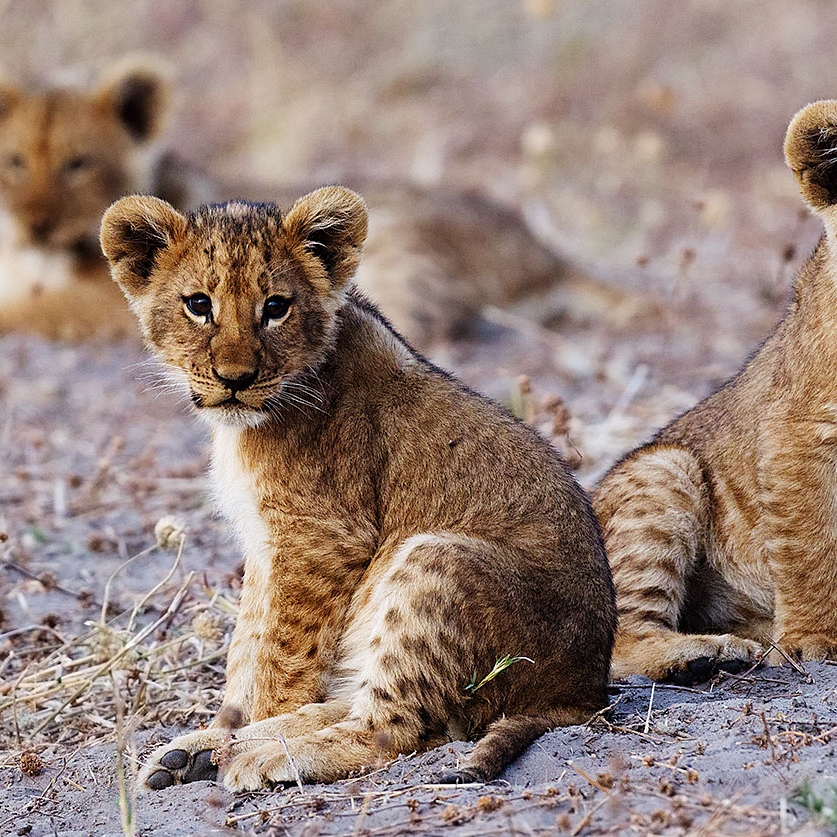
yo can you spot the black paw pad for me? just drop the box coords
[437,767,483,785]
[687,656,715,681]
[717,659,751,675]
[667,655,715,686]
[160,749,189,770]
[183,749,218,783]
[146,769,175,790]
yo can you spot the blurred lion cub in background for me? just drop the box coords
[0,58,629,345]
[0,60,182,339]
[100,185,615,790]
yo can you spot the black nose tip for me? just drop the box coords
[213,369,258,393]
[30,219,53,243]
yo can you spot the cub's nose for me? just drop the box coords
[212,368,258,393]
[30,218,54,243]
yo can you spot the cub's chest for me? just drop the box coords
[211,426,273,576]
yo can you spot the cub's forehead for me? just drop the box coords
[182,201,296,293]
[188,201,284,240]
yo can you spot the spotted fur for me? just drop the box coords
[100,187,615,791]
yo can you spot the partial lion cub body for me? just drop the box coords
[595,100,837,683]
[100,186,615,790]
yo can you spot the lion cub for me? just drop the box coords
[595,100,837,683]
[100,186,615,790]
[0,60,194,339]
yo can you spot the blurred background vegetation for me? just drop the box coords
[4,0,836,275]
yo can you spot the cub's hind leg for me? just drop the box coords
[223,531,610,791]
[595,445,764,683]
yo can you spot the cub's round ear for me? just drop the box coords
[282,186,368,291]
[785,100,837,212]
[100,195,187,297]
[96,57,172,142]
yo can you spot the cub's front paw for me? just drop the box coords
[139,729,227,790]
[223,742,297,792]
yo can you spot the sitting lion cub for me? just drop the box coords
[100,186,615,790]
[595,100,837,683]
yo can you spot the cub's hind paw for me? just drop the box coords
[613,632,765,682]
[666,655,755,686]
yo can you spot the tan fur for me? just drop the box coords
[100,186,615,791]
[0,59,184,339]
[594,100,837,683]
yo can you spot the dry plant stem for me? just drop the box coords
[11,680,22,749]
[277,733,305,791]
[2,558,101,606]
[111,670,137,837]
[767,641,811,679]
[643,681,656,735]
[28,573,195,738]
[570,794,611,836]
[567,759,613,795]
[142,644,227,677]
[760,710,779,766]
[98,535,183,629]
[126,538,184,632]
[100,546,157,625]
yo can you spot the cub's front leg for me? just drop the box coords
[139,531,368,790]
[761,432,837,662]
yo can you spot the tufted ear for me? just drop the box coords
[785,100,837,216]
[282,186,368,290]
[95,58,171,142]
[100,195,187,298]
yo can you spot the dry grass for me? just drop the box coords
[0,531,236,761]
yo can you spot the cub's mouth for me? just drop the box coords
[190,390,270,428]
[191,392,264,409]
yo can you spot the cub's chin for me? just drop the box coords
[194,401,270,430]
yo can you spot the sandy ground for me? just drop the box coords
[5,1,837,835]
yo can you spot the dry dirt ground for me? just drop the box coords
[5,1,837,835]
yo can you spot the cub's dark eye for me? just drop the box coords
[263,295,293,323]
[63,154,93,174]
[184,293,213,319]
[5,153,25,171]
